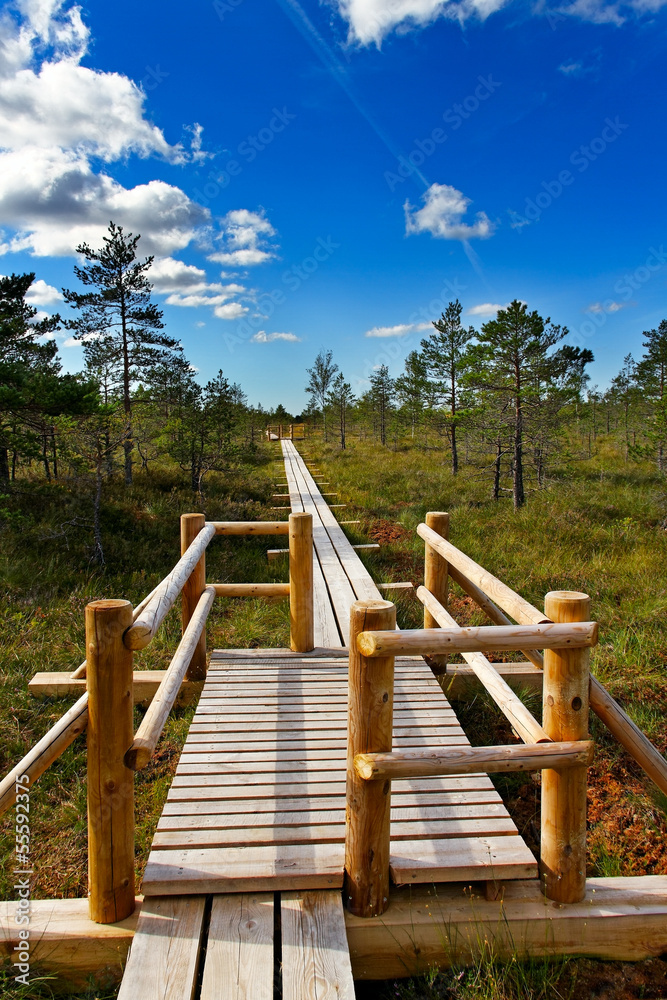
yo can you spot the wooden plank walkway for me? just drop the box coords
[142,651,536,894]
[281,440,380,645]
[123,441,538,997]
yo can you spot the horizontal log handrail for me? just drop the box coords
[356,621,599,658]
[447,564,544,670]
[124,523,216,650]
[443,551,667,797]
[0,692,89,817]
[417,522,549,627]
[416,585,550,744]
[70,581,163,680]
[210,520,290,535]
[211,582,290,598]
[124,587,216,771]
[354,740,595,781]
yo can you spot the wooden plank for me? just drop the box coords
[168,774,496,795]
[117,896,206,1000]
[0,896,139,991]
[390,836,538,884]
[142,844,344,895]
[346,877,667,980]
[157,804,512,831]
[281,891,355,1000]
[200,894,274,1000]
[28,670,202,704]
[151,816,518,849]
[161,791,503,815]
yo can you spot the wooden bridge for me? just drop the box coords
[2,441,667,996]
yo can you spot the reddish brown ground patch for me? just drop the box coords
[368,518,411,544]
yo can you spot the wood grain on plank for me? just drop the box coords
[200,894,274,1000]
[281,891,355,1000]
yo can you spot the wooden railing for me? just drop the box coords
[344,510,667,919]
[0,510,313,924]
[265,423,305,440]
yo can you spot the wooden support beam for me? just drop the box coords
[541,591,590,904]
[86,599,135,924]
[345,878,667,980]
[416,586,550,744]
[124,523,216,650]
[345,600,396,919]
[353,544,380,551]
[181,513,207,681]
[125,587,216,771]
[267,547,288,560]
[340,520,361,525]
[354,740,594,781]
[424,512,449,629]
[417,523,548,627]
[0,691,88,817]
[0,897,141,990]
[356,621,598,659]
[211,583,290,598]
[438,661,543,696]
[378,582,414,592]
[271,506,292,510]
[289,511,314,653]
[28,670,202,704]
[212,521,290,535]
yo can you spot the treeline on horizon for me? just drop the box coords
[1,221,666,551]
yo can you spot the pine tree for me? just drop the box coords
[465,300,568,508]
[368,364,395,446]
[326,373,355,449]
[420,300,475,474]
[63,221,181,485]
[635,320,667,473]
[306,350,338,443]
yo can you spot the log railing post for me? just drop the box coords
[289,512,314,652]
[345,600,396,918]
[86,599,135,924]
[541,590,591,903]
[424,511,449,628]
[181,513,207,681]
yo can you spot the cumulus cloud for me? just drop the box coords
[364,322,431,338]
[586,300,630,313]
[166,286,245,308]
[335,0,509,46]
[466,302,506,316]
[214,302,248,320]
[208,209,277,269]
[251,331,301,343]
[404,183,494,242]
[25,277,63,304]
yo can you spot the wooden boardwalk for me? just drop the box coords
[141,443,536,896]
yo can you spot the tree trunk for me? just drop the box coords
[92,440,105,566]
[451,423,458,475]
[493,432,502,501]
[513,382,525,509]
[0,447,9,482]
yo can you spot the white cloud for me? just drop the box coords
[335,0,508,46]
[208,209,277,269]
[166,286,245,308]
[334,0,666,45]
[467,302,506,316]
[586,300,630,314]
[0,146,209,257]
[558,61,585,75]
[251,330,301,343]
[404,183,494,242]
[214,302,248,320]
[25,277,63,304]
[364,322,431,338]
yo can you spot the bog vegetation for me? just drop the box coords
[1,222,666,998]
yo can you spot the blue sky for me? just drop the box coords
[1,0,665,412]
